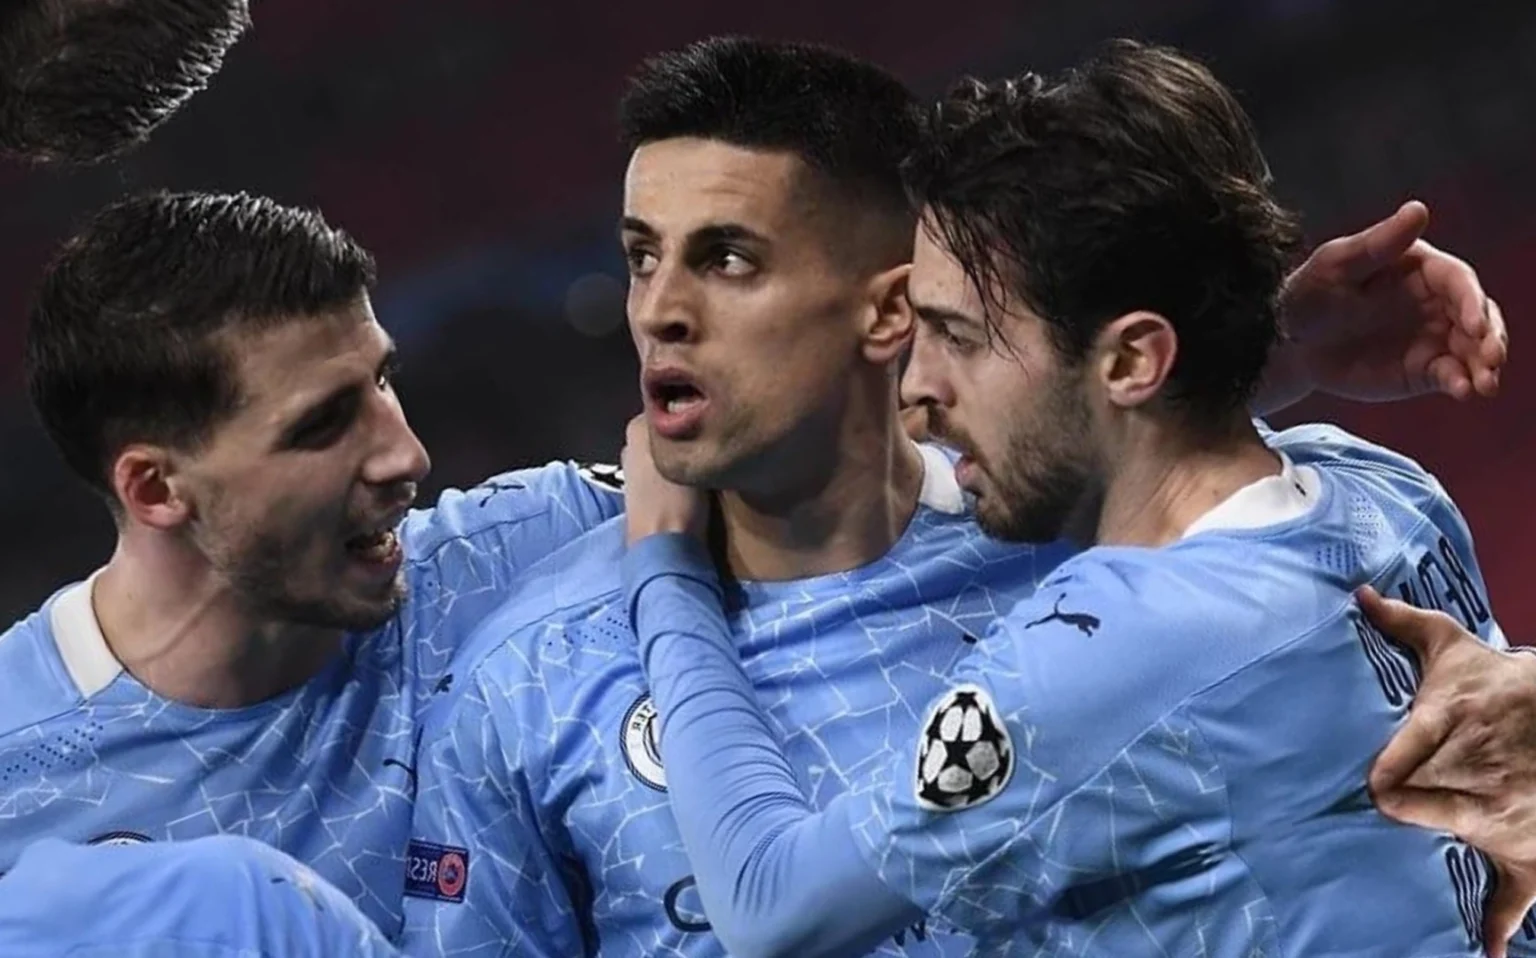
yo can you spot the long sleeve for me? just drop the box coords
[622,534,922,958]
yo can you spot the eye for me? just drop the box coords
[927,319,980,355]
[625,247,659,278]
[287,393,361,451]
[713,249,755,278]
[376,357,400,390]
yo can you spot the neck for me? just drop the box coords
[92,534,343,709]
[1091,414,1279,548]
[719,382,925,582]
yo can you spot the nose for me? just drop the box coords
[363,394,431,491]
[628,262,699,347]
[900,326,956,411]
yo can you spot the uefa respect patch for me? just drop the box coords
[404,839,470,904]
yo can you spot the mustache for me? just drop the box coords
[922,408,981,464]
[348,482,418,529]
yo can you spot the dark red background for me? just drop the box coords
[0,0,1529,632]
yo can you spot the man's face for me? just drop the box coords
[172,297,431,632]
[621,137,872,492]
[901,216,1099,543]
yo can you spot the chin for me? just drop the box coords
[651,442,728,489]
[975,497,1067,545]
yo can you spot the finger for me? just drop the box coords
[1333,201,1431,283]
[1425,354,1473,401]
[1370,783,1488,837]
[1483,868,1536,958]
[1355,586,1463,660]
[1415,239,1490,340]
[1482,297,1510,369]
[1370,703,1455,795]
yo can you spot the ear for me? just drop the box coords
[111,445,195,530]
[859,262,914,366]
[1094,311,1178,410]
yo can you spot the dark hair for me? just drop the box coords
[0,0,250,165]
[26,190,377,498]
[619,36,922,219]
[907,39,1303,418]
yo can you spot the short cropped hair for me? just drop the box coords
[619,36,922,220]
[26,191,376,496]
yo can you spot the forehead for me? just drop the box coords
[623,138,810,235]
[227,296,386,410]
[910,220,985,317]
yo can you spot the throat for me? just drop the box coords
[718,437,926,582]
[91,561,344,709]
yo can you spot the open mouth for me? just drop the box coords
[343,504,409,569]
[644,367,710,439]
[345,528,400,563]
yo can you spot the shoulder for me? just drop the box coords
[978,548,1278,718]
[0,586,97,737]
[401,460,623,562]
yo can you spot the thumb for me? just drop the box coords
[1483,864,1536,958]
[1355,585,1459,662]
[1331,201,1431,284]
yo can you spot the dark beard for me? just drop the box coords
[225,525,404,634]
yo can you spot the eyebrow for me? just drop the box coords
[911,302,982,329]
[619,217,771,248]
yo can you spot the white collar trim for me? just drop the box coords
[48,571,124,699]
[916,443,966,515]
[1182,451,1322,539]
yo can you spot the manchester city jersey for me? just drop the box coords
[403,443,1072,957]
[619,424,1534,958]
[0,461,622,937]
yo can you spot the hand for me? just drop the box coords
[621,415,710,546]
[1276,201,1508,405]
[1358,586,1536,956]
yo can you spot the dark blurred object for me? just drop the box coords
[0,0,251,165]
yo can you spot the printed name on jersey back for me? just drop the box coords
[1443,844,1536,949]
[1353,531,1534,951]
[1355,533,1490,709]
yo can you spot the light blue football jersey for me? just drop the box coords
[0,835,401,957]
[623,423,1536,958]
[0,462,622,937]
[403,444,1072,958]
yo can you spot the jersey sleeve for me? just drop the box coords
[623,534,926,958]
[398,461,624,668]
[625,535,1237,955]
[0,835,401,958]
[401,658,585,958]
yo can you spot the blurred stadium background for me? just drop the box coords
[0,0,1529,633]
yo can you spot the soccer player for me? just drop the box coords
[0,0,250,164]
[403,37,1509,958]
[619,41,1525,957]
[0,190,622,935]
[0,835,402,957]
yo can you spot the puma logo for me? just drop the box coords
[1025,594,1101,637]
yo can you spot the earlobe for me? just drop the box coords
[1099,311,1178,408]
[861,262,915,365]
